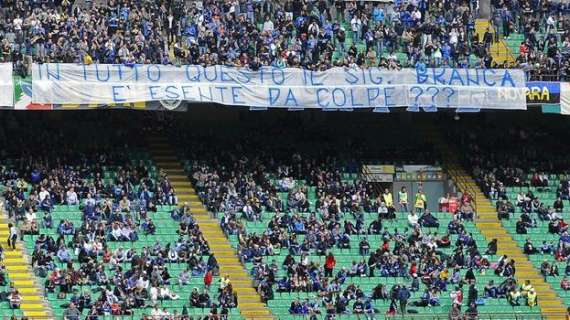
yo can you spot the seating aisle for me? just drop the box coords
[426,127,568,318]
[146,136,274,320]
[0,208,50,319]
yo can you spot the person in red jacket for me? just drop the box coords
[409,262,418,278]
[324,252,336,277]
[204,270,213,289]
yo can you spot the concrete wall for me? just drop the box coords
[392,180,446,212]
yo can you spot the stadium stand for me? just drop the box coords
[0,114,245,319]
[429,122,567,317]
[444,114,570,317]
[1,0,570,319]
[146,137,274,319]
[0,0,568,80]
[0,109,568,320]
[157,116,560,319]
[490,0,570,80]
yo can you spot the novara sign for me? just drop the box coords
[498,81,560,104]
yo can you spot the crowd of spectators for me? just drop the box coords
[179,126,540,318]
[0,117,248,319]
[491,0,570,80]
[1,0,569,80]
[449,120,570,295]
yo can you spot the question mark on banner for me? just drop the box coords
[442,87,455,108]
[426,86,439,107]
[410,86,423,108]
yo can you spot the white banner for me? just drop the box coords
[32,63,528,110]
[0,63,14,107]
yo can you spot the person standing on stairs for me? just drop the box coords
[7,223,17,250]
[397,285,411,315]
[483,27,493,51]
[485,239,497,255]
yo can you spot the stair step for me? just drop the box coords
[21,303,46,310]
[147,138,267,316]
[234,286,259,292]
[17,288,40,294]
[172,184,196,189]
[190,208,208,214]
[164,170,186,175]
[541,307,568,312]
[219,263,243,268]
[210,246,236,251]
[240,310,273,316]
[153,156,178,161]
[239,296,263,302]
[21,295,43,301]
[436,135,564,313]
[537,293,560,299]
[1,207,49,316]
[222,275,251,281]
[9,273,34,280]
[229,279,254,285]
[7,265,29,272]
[4,250,23,257]
[151,149,175,156]
[240,302,267,308]
[4,257,27,265]
[23,311,49,317]
[13,280,35,287]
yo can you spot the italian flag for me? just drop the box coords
[14,77,52,110]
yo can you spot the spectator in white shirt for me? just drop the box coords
[84,193,96,207]
[137,276,149,290]
[262,15,274,33]
[25,209,36,223]
[66,187,78,205]
[408,211,419,227]
[516,192,525,207]
[351,15,362,43]
[150,285,159,303]
[12,16,22,33]
[412,9,422,22]
[150,306,162,318]
[39,187,50,202]
[121,225,134,241]
[160,287,179,300]
[243,203,254,220]
[111,224,123,241]
[546,15,556,34]
[378,202,388,216]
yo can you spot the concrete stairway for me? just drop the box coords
[0,205,51,319]
[146,137,274,320]
[423,128,567,319]
[475,19,515,64]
